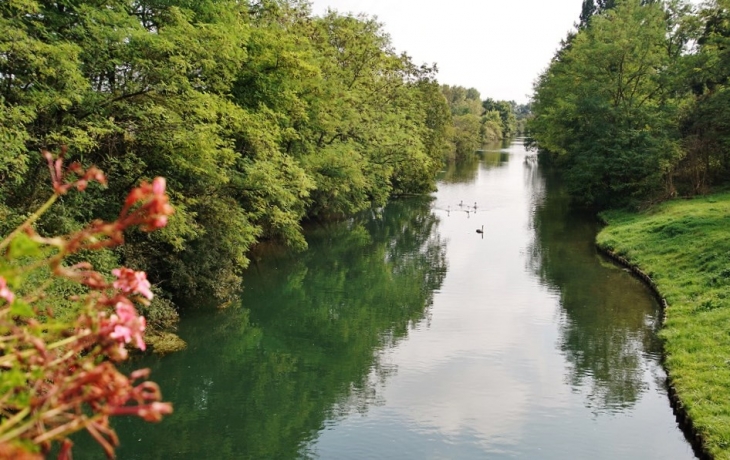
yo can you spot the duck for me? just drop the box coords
[476,225,484,234]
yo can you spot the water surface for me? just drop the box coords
[80,139,693,459]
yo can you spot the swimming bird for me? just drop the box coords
[459,200,463,207]
[476,225,484,234]
[473,202,478,209]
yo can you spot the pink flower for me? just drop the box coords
[150,215,168,229]
[106,302,147,351]
[145,177,173,230]
[43,149,107,195]
[110,325,133,343]
[134,316,147,350]
[0,277,15,304]
[112,268,153,300]
[152,177,166,196]
[115,300,138,322]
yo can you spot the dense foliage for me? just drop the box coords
[529,0,730,208]
[0,0,464,326]
[440,85,527,159]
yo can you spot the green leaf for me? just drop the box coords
[8,233,41,259]
[10,300,35,318]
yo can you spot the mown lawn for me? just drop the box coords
[598,192,730,459]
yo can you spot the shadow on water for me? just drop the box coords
[74,197,447,459]
[526,164,664,414]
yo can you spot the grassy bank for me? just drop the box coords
[597,192,730,459]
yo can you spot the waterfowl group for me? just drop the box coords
[445,201,485,235]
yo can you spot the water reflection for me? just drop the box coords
[527,168,663,413]
[76,198,447,459]
[73,141,692,460]
[480,151,510,169]
[310,143,690,459]
[440,153,480,184]
[440,141,510,184]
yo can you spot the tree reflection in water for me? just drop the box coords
[526,162,663,414]
[78,197,447,459]
[440,140,511,184]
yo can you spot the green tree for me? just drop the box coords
[482,98,518,138]
[296,11,443,215]
[673,0,730,193]
[579,0,618,28]
[441,85,485,158]
[0,0,458,324]
[530,0,684,207]
[480,110,504,143]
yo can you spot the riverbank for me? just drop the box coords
[597,192,730,460]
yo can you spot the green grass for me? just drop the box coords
[598,192,730,458]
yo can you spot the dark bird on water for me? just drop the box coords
[476,225,484,234]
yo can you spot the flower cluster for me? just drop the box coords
[112,268,154,300]
[0,149,175,458]
[105,299,147,352]
[43,146,107,195]
[120,177,173,231]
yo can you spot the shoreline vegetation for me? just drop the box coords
[0,1,525,347]
[1,1,525,454]
[597,193,730,460]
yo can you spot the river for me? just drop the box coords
[78,139,694,459]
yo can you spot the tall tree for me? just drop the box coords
[530,0,683,207]
[674,0,730,192]
[580,0,633,29]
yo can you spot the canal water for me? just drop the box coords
[81,139,694,459]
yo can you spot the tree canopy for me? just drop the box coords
[0,0,526,329]
[440,85,525,159]
[0,0,461,325]
[528,0,730,208]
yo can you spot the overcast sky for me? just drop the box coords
[309,0,587,104]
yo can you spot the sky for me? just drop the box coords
[308,0,587,104]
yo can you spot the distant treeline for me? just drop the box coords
[529,0,730,208]
[440,85,530,159]
[0,0,515,328]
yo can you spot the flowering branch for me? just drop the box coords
[0,148,175,458]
